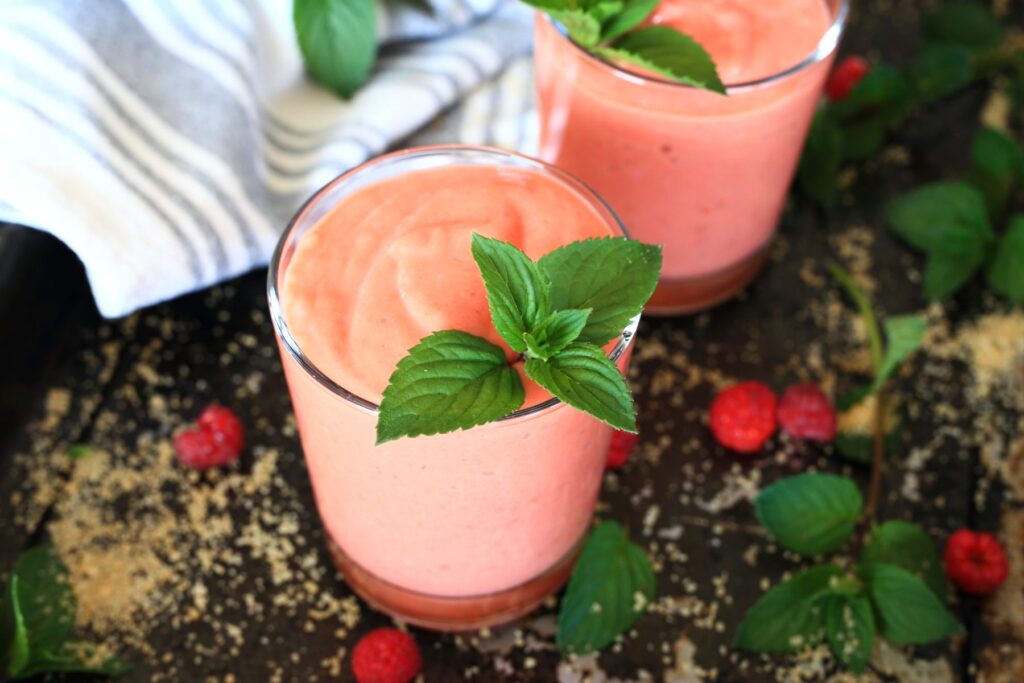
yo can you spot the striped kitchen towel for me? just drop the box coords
[0,0,537,317]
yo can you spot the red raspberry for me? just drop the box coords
[352,628,422,683]
[606,430,639,468]
[174,405,244,469]
[944,529,1009,596]
[826,55,869,102]
[708,382,777,453]
[777,382,837,441]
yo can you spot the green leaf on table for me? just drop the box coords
[754,473,862,556]
[557,521,655,653]
[922,245,988,301]
[832,65,911,123]
[600,0,658,42]
[538,237,661,345]
[924,1,1003,52]
[294,0,377,98]
[860,521,946,600]
[967,128,1024,217]
[66,444,90,460]
[841,117,889,162]
[471,234,550,353]
[524,308,591,361]
[858,563,962,644]
[733,564,842,652]
[885,181,993,252]
[868,316,926,393]
[987,216,1024,303]
[525,342,636,431]
[909,44,974,103]
[823,593,875,674]
[600,26,725,93]
[798,112,843,207]
[1,577,30,677]
[376,331,525,444]
[16,643,130,679]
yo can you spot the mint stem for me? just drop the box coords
[828,264,884,374]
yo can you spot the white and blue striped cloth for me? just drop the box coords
[0,0,538,317]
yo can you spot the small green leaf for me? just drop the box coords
[870,316,926,393]
[832,65,911,123]
[600,0,658,42]
[861,521,946,600]
[18,642,130,678]
[987,216,1024,303]
[755,474,862,556]
[885,181,994,252]
[860,563,962,644]
[376,331,525,444]
[537,237,661,345]
[557,522,655,653]
[922,246,987,301]
[909,44,974,103]
[798,113,843,207]
[585,0,625,24]
[1,577,30,677]
[601,26,725,94]
[924,1,1003,52]
[968,128,1024,217]
[823,593,875,674]
[525,342,636,431]
[471,234,550,353]
[294,0,377,98]
[524,308,591,361]
[66,444,90,460]
[840,117,888,162]
[11,546,75,647]
[733,564,842,652]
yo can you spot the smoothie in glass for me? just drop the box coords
[535,0,847,314]
[267,147,634,629]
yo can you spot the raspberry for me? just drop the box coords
[174,405,244,469]
[708,382,777,453]
[826,55,869,102]
[777,382,837,441]
[606,430,639,468]
[944,529,1009,596]
[352,628,422,683]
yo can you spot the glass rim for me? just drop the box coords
[267,144,637,421]
[546,0,850,93]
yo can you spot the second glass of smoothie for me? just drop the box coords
[535,0,848,314]
[268,146,637,630]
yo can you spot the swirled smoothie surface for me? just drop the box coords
[282,165,614,406]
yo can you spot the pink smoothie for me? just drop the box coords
[535,0,840,312]
[275,157,626,599]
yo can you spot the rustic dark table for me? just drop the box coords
[2,2,1022,681]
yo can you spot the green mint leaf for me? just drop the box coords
[987,216,1024,303]
[798,112,843,207]
[922,246,987,301]
[909,44,974,104]
[66,444,90,460]
[525,342,636,431]
[557,521,655,654]
[19,643,130,679]
[968,128,1024,217]
[755,474,862,556]
[924,1,1003,52]
[471,234,550,353]
[524,308,591,361]
[885,181,994,252]
[840,117,888,162]
[294,0,377,98]
[860,521,946,600]
[11,546,74,647]
[583,0,624,25]
[1,577,30,677]
[527,0,603,48]
[822,593,875,674]
[376,331,525,444]
[858,563,962,644]
[870,316,926,393]
[831,65,911,124]
[537,238,661,345]
[733,564,842,652]
[600,0,658,42]
[601,26,725,94]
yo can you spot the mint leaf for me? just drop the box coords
[823,593,875,674]
[870,316,926,393]
[1,577,30,677]
[858,563,962,644]
[922,245,987,301]
[537,238,661,345]
[294,0,377,98]
[909,45,973,103]
[524,308,591,361]
[557,521,655,653]
[968,128,1024,217]
[987,216,1024,303]
[376,331,524,444]
[601,26,725,94]
[755,474,862,556]
[885,181,993,252]
[733,564,842,652]
[832,65,911,126]
[924,1,1003,52]
[525,342,635,431]
[18,643,129,678]
[600,0,658,42]
[584,0,625,25]
[861,521,946,600]
[555,10,603,47]
[66,444,90,460]
[798,113,843,207]
[11,546,74,647]
[471,234,550,353]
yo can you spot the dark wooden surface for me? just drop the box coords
[2,2,1023,681]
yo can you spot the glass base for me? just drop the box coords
[327,534,584,631]
[645,243,771,316]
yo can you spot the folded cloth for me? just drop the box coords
[0,0,536,317]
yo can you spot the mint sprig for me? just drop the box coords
[755,473,862,557]
[523,0,724,93]
[294,0,377,98]
[376,235,661,443]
